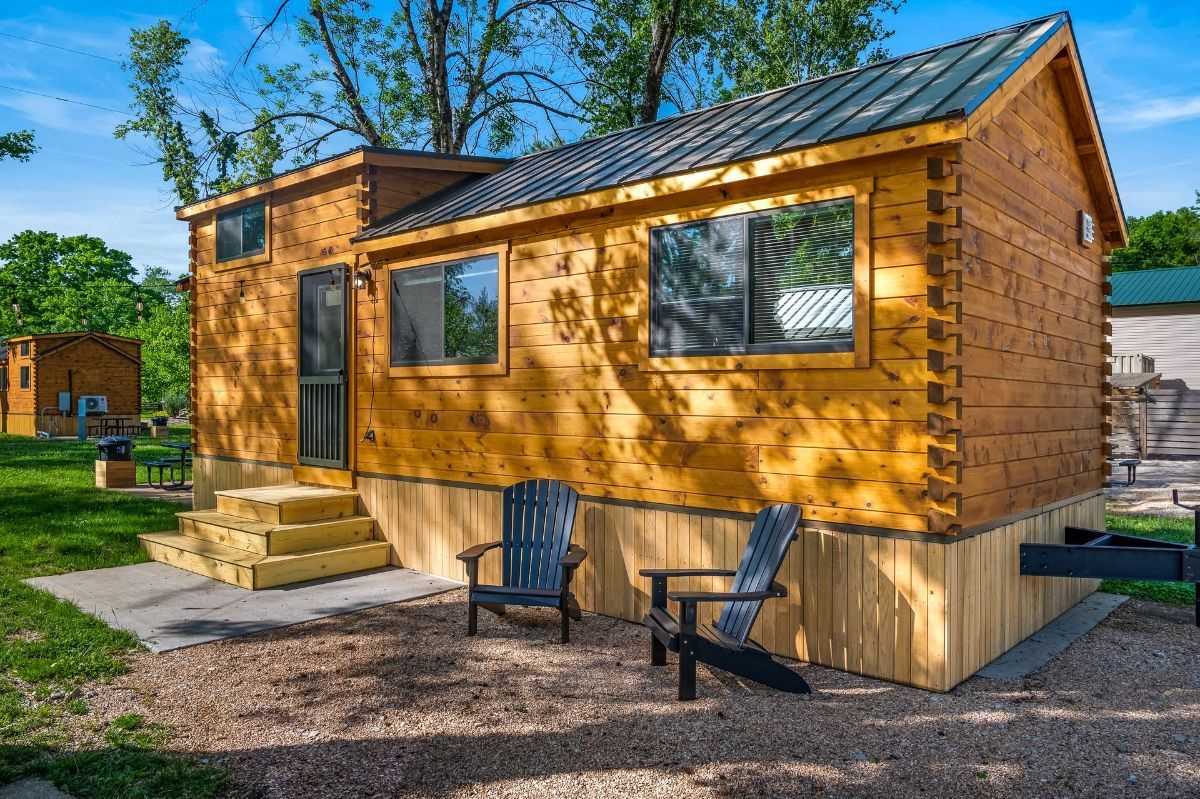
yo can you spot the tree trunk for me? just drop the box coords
[638,0,683,125]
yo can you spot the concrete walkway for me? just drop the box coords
[976,592,1129,679]
[26,562,461,652]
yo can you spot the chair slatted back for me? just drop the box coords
[501,479,580,590]
[716,504,802,645]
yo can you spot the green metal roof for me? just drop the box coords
[1109,266,1200,307]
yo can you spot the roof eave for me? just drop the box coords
[353,116,968,257]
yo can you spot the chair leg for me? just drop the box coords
[651,634,666,667]
[678,601,697,700]
[560,604,570,644]
[467,600,478,636]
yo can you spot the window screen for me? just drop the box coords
[390,254,500,367]
[216,202,267,262]
[649,198,855,357]
[19,365,29,389]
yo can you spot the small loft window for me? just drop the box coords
[19,365,29,389]
[390,254,500,367]
[649,197,855,357]
[216,202,267,262]
[19,341,29,356]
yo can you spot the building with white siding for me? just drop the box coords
[1110,266,1200,388]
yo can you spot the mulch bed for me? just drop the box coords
[83,591,1199,798]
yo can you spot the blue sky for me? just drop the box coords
[0,2,1197,275]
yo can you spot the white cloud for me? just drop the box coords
[1112,95,1200,130]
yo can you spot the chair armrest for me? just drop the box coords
[457,541,501,562]
[559,545,587,568]
[638,568,737,578]
[667,581,787,603]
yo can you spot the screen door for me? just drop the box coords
[297,265,348,468]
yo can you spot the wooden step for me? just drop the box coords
[139,531,257,589]
[215,485,358,525]
[254,541,392,588]
[140,533,392,590]
[176,510,375,555]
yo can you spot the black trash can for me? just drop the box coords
[151,416,168,427]
[96,436,134,461]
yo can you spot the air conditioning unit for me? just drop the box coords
[79,395,108,414]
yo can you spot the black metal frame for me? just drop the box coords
[647,197,856,359]
[296,264,349,469]
[1020,492,1200,626]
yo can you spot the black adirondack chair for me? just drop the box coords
[640,503,808,700]
[457,479,587,643]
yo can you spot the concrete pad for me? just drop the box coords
[0,779,74,799]
[26,562,461,652]
[976,592,1129,679]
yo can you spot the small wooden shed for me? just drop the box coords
[0,332,143,437]
[169,13,1125,690]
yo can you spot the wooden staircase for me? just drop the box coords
[139,485,391,589]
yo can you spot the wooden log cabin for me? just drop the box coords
[0,332,142,437]
[161,13,1126,690]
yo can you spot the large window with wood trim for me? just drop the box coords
[649,197,856,357]
[216,202,267,262]
[389,253,501,367]
[19,366,29,390]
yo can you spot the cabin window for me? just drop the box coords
[19,341,29,356]
[216,202,267,262]
[0,366,7,390]
[650,197,855,357]
[389,253,501,367]
[19,366,29,390]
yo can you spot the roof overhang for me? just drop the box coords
[176,146,511,221]
[966,17,1126,247]
[34,332,143,364]
[353,117,967,258]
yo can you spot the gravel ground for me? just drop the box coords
[81,590,1199,799]
[1107,460,1200,518]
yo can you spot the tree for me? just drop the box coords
[123,293,190,405]
[0,130,38,162]
[117,1,581,203]
[0,232,149,337]
[1109,193,1200,272]
[558,0,902,136]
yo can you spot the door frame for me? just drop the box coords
[296,263,350,469]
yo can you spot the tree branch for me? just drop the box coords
[310,1,383,145]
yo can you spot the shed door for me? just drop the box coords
[297,265,348,468]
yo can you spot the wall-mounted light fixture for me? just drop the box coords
[354,266,374,291]
[238,280,245,303]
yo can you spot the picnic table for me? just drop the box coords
[143,441,192,491]
[87,416,143,437]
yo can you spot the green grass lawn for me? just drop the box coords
[1104,512,1197,606]
[0,429,226,797]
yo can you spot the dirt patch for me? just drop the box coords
[80,590,1200,799]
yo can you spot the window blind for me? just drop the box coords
[650,216,744,355]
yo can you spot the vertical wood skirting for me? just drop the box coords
[358,474,1102,691]
[192,456,295,511]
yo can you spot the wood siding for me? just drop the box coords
[189,162,475,464]
[355,148,960,534]
[0,334,140,436]
[1110,305,1200,389]
[958,67,1108,528]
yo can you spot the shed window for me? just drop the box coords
[0,366,7,390]
[650,198,855,357]
[390,254,500,367]
[20,341,29,356]
[19,365,29,389]
[216,202,267,262]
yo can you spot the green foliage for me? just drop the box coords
[162,393,189,417]
[1109,193,1200,272]
[1103,512,1196,605]
[115,22,204,205]
[123,297,190,406]
[559,0,902,136]
[0,130,38,162]
[0,231,140,336]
